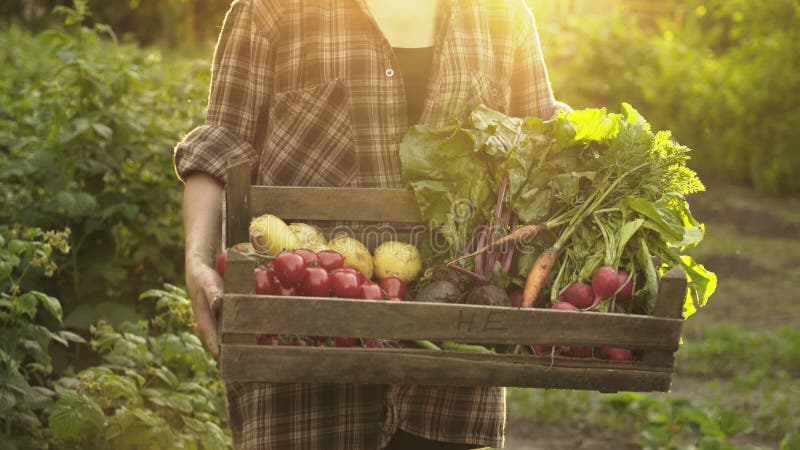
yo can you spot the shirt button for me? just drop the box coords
[385,68,395,78]
[490,88,499,97]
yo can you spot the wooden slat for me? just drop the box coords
[224,160,252,247]
[220,345,672,391]
[249,186,423,223]
[643,266,687,368]
[221,295,682,350]
[223,251,255,295]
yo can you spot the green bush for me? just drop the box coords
[541,0,800,195]
[0,3,210,325]
[1,227,230,449]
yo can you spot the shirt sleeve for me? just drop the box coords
[173,0,267,184]
[508,3,558,119]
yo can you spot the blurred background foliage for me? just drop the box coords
[0,0,798,448]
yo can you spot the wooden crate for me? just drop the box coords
[219,161,687,392]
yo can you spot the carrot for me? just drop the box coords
[522,246,559,308]
[448,224,546,265]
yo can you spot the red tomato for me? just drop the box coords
[302,267,331,297]
[216,253,226,278]
[256,334,279,346]
[316,250,345,272]
[333,267,366,285]
[334,337,359,347]
[293,248,319,266]
[275,278,302,297]
[358,283,383,300]
[330,270,360,298]
[273,252,306,285]
[379,277,407,300]
[254,268,276,295]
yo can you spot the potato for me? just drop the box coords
[288,223,326,247]
[327,234,373,279]
[373,241,422,283]
[249,214,301,256]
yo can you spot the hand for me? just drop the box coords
[186,255,223,359]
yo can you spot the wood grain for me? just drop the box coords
[643,266,687,369]
[220,295,682,350]
[220,345,672,391]
[249,186,423,223]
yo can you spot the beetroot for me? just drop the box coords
[601,347,633,361]
[592,266,620,300]
[509,289,524,308]
[561,283,594,309]
[551,302,579,311]
[617,271,633,300]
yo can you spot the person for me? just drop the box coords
[175,1,565,448]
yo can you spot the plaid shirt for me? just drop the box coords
[175,0,557,448]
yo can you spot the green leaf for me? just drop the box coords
[613,218,644,267]
[32,291,62,322]
[678,255,718,315]
[16,293,38,319]
[49,390,106,439]
[0,389,17,414]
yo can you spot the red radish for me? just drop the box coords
[380,277,407,300]
[254,268,276,295]
[362,338,380,348]
[273,252,306,285]
[358,283,383,300]
[330,270,361,298]
[551,301,579,311]
[292,338,309,346]
[509,289,524,308]
[592,266,621,300]
[293,248,319,266]
[601,347,633,361]
[334,337,359,347]
[561,283,594,309]
[617,271,633,300]
[302,267,331,297]
[564,346,593,358]
[256,334,279,345]
[316,250,345,272]
[387,296,402,301]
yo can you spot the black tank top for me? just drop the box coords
[393,46,435,125]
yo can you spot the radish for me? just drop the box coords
[592,265,620,300]
[532,344,554,355]
[617,270,633,300]
[561,283,594,309]
[551,301,579,311]
[601,347,633,361]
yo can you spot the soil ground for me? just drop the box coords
[502,180,800,449]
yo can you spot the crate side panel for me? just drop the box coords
[220,345,672,391]
[221,295,682,350]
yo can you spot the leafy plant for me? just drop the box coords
[0,227,85,449]
[0,3,210,325]
[49,284,230,449]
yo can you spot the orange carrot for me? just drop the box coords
[522,246,559,308]
[448,224,546,265]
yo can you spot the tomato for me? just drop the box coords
[316,250,345,272]
[333,267,366,284]
[330,270,360,298]
[256,334,279,346]
[293,248,319,266]
[254,268,276,295]
[273,252,306,285]
[334,337,359,347]
[379,277,407,300]
[216,252,226,278]
[275,278,302,296]
[302,267,331,297]
[358,283,383,300]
